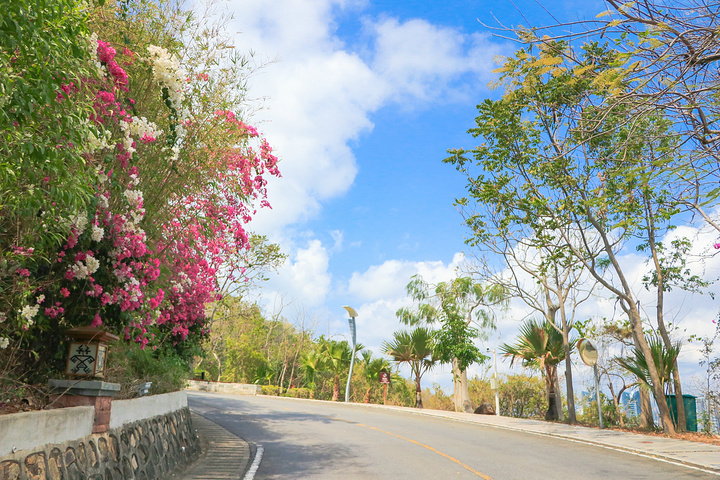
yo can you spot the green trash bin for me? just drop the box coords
[665,394,697,432]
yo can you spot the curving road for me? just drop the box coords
[187,392,717,479]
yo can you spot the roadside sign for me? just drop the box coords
[379,370,391,384]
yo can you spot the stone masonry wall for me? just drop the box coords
[0,407,199,480]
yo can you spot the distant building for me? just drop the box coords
[620,388,640,418]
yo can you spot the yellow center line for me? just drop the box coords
[338,419,492,479]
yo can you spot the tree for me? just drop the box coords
[446,41,682,433]
[1,0,100,254]
[616,336,680,397]
[317,337,361,402]
[359,351,391,403]
[696,332,720,434]
[467,223,597,422]
[501,319,568,421]
[396,275,505,412]
[0,0,281,386]
[382,327,436,408]
[300,349,325,399]
[575,317,643,428]
[489,1,720,237]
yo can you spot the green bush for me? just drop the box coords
[577,392,620,426]
[282,388,311,399]
[104,341,191,398]
[261,385,281,396]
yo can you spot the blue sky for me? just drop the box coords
[225,0,720,392]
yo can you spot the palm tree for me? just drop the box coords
[500,319,568,421]
[252,363,277,387]
[360,351,391,403]
[616,336,680,397]
[381,327,436,408]
[300,349,325,399]
[317,337,363,401]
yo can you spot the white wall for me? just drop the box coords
[109,391,187,429]
[0,406,94,457]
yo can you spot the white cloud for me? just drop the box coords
[265,239,332,310]
[370,18,504,103]
[347,252,466,302]
[224,0,507,237]
[335,252,470,364]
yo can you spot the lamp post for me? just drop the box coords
[488,348,500,416]
[342,306,358,403]
[578,338,603,429]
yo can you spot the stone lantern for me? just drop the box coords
[49,327,121,433]
[63,326,118,378]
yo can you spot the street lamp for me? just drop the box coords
[578,338,603,428]
[487,348,500,416]
[342,306,358,403]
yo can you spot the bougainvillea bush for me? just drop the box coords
[0,0,280,381]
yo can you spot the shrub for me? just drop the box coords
[261,385,281,396]
[282,388,311,399]
[104,341,191,398]
[422,383,454,411]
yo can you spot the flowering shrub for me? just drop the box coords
[0,4,280,372]
[153,110,280,342]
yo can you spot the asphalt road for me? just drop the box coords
[187,392,716,480]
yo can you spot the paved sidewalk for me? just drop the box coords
[178,412,252,480]
[178,398,720,478]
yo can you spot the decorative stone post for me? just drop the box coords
[49,327,120,433]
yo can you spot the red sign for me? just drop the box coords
[379,371,391,384]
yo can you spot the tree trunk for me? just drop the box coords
[554,370,564,421]
[628,305,675,434]
[671,367,686,431]
[452,358,473,413]
[213,351,222,382]
[639,384,655,429]
[645,197,686,431]
[364,387,371,404]
[559,308,577,423]
[578,212,675,433]
[278,363,287,395]
[607,378,625,427]
[545,365,558,421]
[332,374,340,402]
[415,376,423,408]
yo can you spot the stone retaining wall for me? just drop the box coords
[0,399,199,480]
[186,379,260,395]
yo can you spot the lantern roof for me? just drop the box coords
[64,326,119,343]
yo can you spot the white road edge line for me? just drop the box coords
[243,444,264,480]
